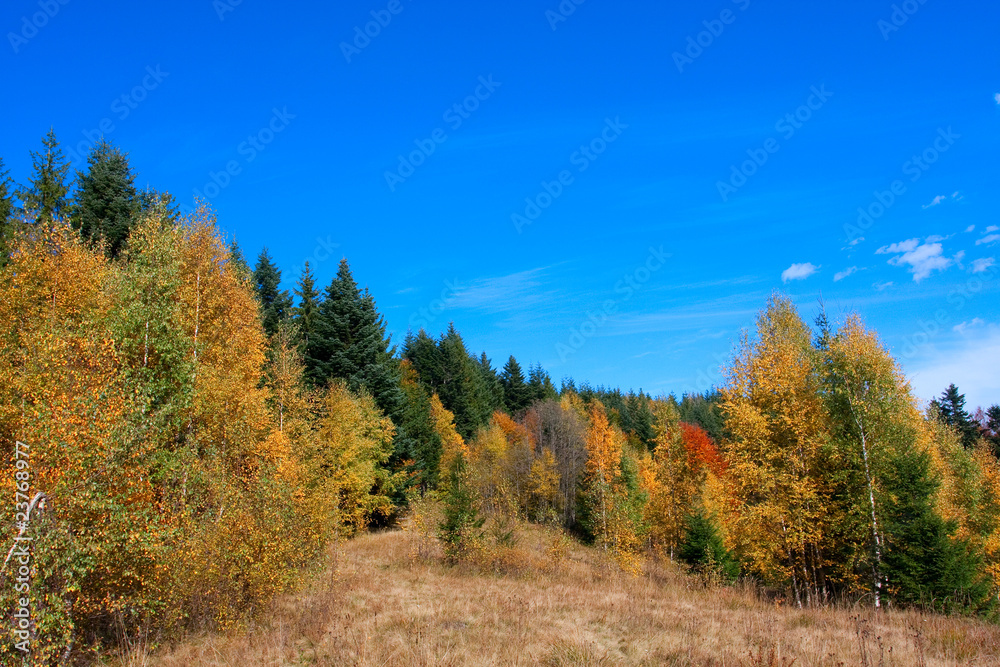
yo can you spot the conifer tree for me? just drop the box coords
[294,261,321,373]
[72,138,139,258]
[20,128,71,225]
[436,324,479,438]
[501,355,532,414]
[438,453,485,564]
[253,248,293,338]
[403,329,442,389]
[528,363,559,403]
[932,384,979,449]
[397,360,443,489]
[0,157,16,267]
[138,187,180,224]
[474,351,505,418]
[986,405,1000,457]
[679,509,740,582]
[313,259,405,427]
[881,447,993,614]
[228,240,252,279]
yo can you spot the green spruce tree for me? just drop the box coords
[403,329,442,390]
[678,509,739,582]
[501,355,532,415]
[138,187,181,224]
[0,157,17,267]
[438,453,485,564]
[20,128,71,226]
[294,261,322,378]
[932,384,979,449]
[72,138,139,258]
[252,248,293,338]
[398,363,443,490]
[881,447,993,614]
[475,352,505,418]
[528,363,559,403]
[227,240,252,280]
[986,405,1000,458]
[313,258,405,426]
[436,324,479,438]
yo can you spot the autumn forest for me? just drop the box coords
[3,132,1000,664]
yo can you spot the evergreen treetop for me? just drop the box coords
[253,247,293,338]
[294,261,321,358]
[20,128,71,225]
[932,384,979,449]
[0,157,17,267]
[73,138,139,258]
[501,355,532,415]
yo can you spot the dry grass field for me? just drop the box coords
[109,523,1000,666]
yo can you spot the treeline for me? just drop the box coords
[2,132,1000,662]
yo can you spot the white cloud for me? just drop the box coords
[995,92,1000,105]
[848,237,865,247]
[965,225,976,233]
[877,238,958,281]
[972,257,995,273]
[833,266,858,282]
[781,262,819,282]
[987,225,999,233]
[909,326,1000,410]
[977,234,1000,246]
[953,318,985,334]
[876,238,919,255]
[924,192,962,209]
[874,281,894,292]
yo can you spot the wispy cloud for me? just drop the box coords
[977,234,1000,246]
[966,225,976,233]
[449,267,556,312]
[874,281,894,292]
[876,239,918,255]
[972,257,995,273]
[995,92,1000,105]
[833,266,858,282]
[953,318,985,334]
[922,192,961,209]
[781,262,819,282]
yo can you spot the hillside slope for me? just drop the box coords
[132,525,1000,666]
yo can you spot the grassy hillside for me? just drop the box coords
[104,522,1000,666]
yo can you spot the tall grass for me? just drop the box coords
[101,522,1000,666]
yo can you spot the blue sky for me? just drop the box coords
[4,0,999,408]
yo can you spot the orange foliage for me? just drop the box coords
[680,422,726,477]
